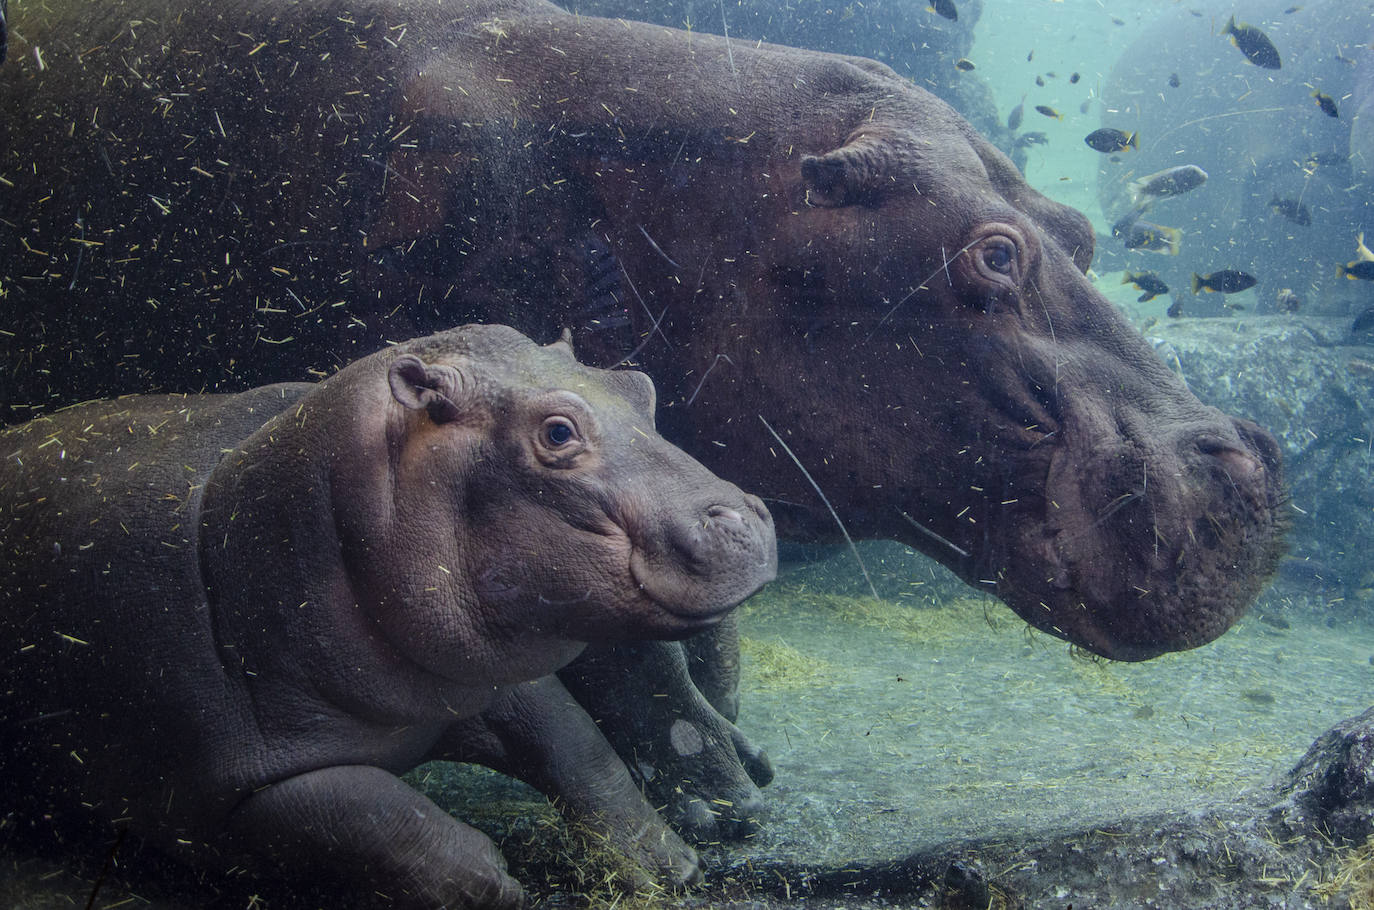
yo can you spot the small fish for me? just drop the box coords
[1034,105,1062,120]
[1305,151,1348,169]
[1351,307,1374,342]
[1026,49,1034,62]
[1129,164,1207,205]
[1355,232,1374,263]
[1035,75,1045,87]
[1167,299,1185,317]
[1222,15,1282,70]
[1312,91,1339,118]
[1339,260,1374,281]
[1191,270,1257,294]
[1079,99,1093,114]
[1007,94,1027,130]
[1111,17,1124,26]
[928,0,957,21]
[1014,131,1049,148]
[954,57,975,71]
[1268,196,1311,226]
[1114,212,1182,255]
[1069,72,1081,84]
[1283,5,1302,13]
[1084,128,1138,153]
[1123,270,1169,302]
[1168,72,1181,88]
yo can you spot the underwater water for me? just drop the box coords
[1,0,1373,907]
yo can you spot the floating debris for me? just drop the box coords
[1222,15,1282,69]
[1192,270,1257,294]
[1274,287,1302,313]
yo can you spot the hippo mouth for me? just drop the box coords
[988,415,1288,661]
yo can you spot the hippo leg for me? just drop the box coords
[558,640,773,843]
[432,675,703,887]
[225,765,523,910]
[682,615,742,721]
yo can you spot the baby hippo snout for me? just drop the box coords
[633,489,777,621]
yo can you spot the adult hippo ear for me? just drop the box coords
[800,128,902,208]
[388,354,471,425]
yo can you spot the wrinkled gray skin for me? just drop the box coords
[0,0,1286,855]
[0,324,777,908]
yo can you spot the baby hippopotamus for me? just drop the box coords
[0,324,776,908]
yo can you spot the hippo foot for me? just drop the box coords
[559,640,773,843]
[227,765,525,910]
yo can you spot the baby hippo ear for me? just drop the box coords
[388,354,471,424]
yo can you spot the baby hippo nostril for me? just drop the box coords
[706,504,744,524]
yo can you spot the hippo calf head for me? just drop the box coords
[332,324,777,677]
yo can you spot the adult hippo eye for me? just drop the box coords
[982,240,1015,274]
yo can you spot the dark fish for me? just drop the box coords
[1168,72,1181,88]
[1007,94,1027,130]
[1339,261,1374,281]
[1014,131,1049,148]
[1222,16,1281,70]
[1079,99,1093,114]
[1026,49,1034,62]
[1129,164,1207,205]
[1167,299,1185,317]
[1351,307,1374,342]
[1035,75,1046,87]
[1269,196,1311,226]
[1035,105,1062,120]
[929,0,957,21]
[1111,17,1124,26]
[1191,270,1257,294]
[1283,5,1302,13]
[1123,271,1169,302]
[1084,128,1138,153]
[1069,72,1081,84]
[1312,91,1339,118]
[954,58,976,71]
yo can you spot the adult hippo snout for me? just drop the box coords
[1033,398,1286,661]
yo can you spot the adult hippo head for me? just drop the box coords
[0,0,1284,661]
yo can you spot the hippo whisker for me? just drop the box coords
[686,353,734,406]
[896,509,971,564]
[638,224,681,270]
[537,590,593,606]
[864,237,980,343]
[758,415,877,599]
[1094,490,1144,525]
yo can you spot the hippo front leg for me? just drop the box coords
[558,639,773,843]
[225,764,523,910]
[432,676,703,888]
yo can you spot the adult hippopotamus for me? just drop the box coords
[0,324,777,908]
[0,0,1286,844]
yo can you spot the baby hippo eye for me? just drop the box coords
[543,417,577,447]
[982,240,1016,274]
